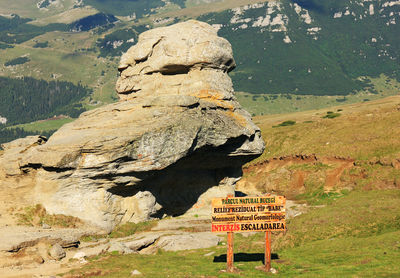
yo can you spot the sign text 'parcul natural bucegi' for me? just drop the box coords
[211,196,286,233]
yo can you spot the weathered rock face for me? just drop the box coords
[0,20,264,232]
[116,20,236,100]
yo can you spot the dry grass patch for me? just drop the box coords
[252,95,400,163]
[16,204,83,228]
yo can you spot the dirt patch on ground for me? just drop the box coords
[237,155,357,197]
[321,157,355,190]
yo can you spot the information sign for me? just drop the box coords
[211,196,286,233]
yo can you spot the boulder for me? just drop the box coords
[116,20,235,99]
[0,136,47,176]
[108,242,133,254]
[130,270,142,276]
[49,243,66,260]
[0,20,264,231]
[124,233,161,252]
[156,232,221,251]
[0,226,87,252]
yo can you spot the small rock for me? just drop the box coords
[42,223,51,229]
[131,270,142,275]
[204,251,215,257]
[78,244,108,257]
[59,235,80,248]
[270,267,277,274]
[33,254,45,264]
[125,234,160,252]
[73,251,86,260]
[156,232,220,251]
[73,252,87,264]
[49,243,66,260]
[108,242,133,254]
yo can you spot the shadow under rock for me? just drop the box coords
[107,135,260,218]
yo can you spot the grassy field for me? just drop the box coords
[156,0,271,19]
[29,7,99,26]
[232,95,400,197]
[10,117,75,133]
[0,29,119,105]
[251,95,400,163]
[0,0,76,19]
[64,190,400,277]
[236,75,400,116]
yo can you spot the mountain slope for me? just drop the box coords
[1,0,399,97]
[199,0,400,95]
[237,95,400,199]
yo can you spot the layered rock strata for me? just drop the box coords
[0,20,264,231]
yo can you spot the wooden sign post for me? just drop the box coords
[211,195,286,273]
[226,194,234,272]
[265,231,271,272]
[227,231,234,272]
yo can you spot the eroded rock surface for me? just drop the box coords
[0,20,264,231]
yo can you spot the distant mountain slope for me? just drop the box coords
[69,12,117,31]
[0,76,90,145]
[0,76,89,126]
[199,0,400,95]
[83,0,185,17]
[0,15,66,44]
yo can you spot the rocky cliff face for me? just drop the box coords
[0,20,264,232]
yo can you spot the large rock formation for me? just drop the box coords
[0,20,264,231]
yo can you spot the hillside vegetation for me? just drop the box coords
[237,95,400,201]
[0,76,88,125]
[253,95,400,162]
[200,0,400,95]
[0,76,90,146]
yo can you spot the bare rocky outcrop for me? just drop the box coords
[0,20,264,232]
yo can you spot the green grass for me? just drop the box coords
[65,232,400,277]
[81,220,159,242]
[296,186,344,206]
[83,0,165,17]
[323,111,341,119]
[16,204,82,228]
[65,190,400,277]
[273,120,296,128]
[11,117,75,133]
[0,0,77,19]
[108,221,158,238]
[276,190,400,249]
[4,56,29,66]
[251,97,400,164]
[277,230,400,277]
[0,29,119,105]
[235,74,400,116]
